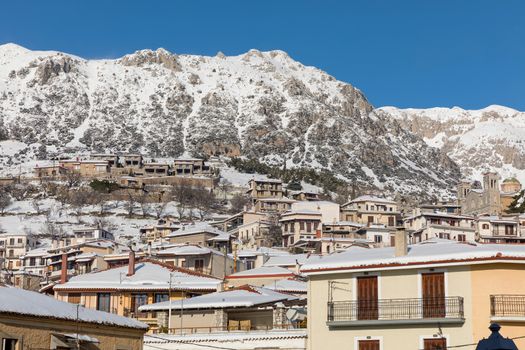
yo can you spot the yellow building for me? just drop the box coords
[0,285,147,350]
[301,235,525,350]
[54,259,221,330]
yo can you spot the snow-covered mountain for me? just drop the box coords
[0,43,459,196]
[379,106,525,184]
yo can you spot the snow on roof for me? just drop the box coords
[323,221,364,227]
[144,329,307,344]
[280,209,322,218]
[346,195,398,205]
[227,266,295,279]
[248,177,282,184]
[256,197,296,203]
[262,279,307,293]
[0,286,147,330]
[236,247,291,258]
[139,286,297,311]
[301,240,525,274]
[165,224,225,238]
[263,254,309,267]
[54,261,220,292]
[156,244,223,257]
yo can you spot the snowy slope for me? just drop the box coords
[380,105,525,184]
[0,43,459,196]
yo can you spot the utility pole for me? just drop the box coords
[168,272,173,332]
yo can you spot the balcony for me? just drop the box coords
[491,295,525,322]
[327,297,464,327]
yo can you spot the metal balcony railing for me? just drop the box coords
[490,295,525,318]
[327,297,464,324]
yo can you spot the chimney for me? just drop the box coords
[394,226,408,257]
[127,250,136,276]
[60,253,68,284]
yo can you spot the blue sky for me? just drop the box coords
[1,1,524,110]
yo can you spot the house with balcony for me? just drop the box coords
[253,197,296,213]
[477,215,525,243]
[280,210,322,248]
[90,153,120,167]
[0,286,148,350]
[404,210,476,243]
[173,158,212,176]
[246,178,284,201]
[341,195,400,228]
[140,218,181,243]
[237,220,273,249]
[58,159,110,177]
[138,285,305,334]
[121,154,144,169]
[142,162,170,177]
[0,231,38,271]
[301,233,525,350]
[153,243,241,278]
[33,164,68,179]
[54,258,221,329]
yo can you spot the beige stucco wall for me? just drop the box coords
[0,314,144,350]
[470,263,525,349]
[307,265,474,350]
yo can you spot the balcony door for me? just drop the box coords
[423,338,447,350]
[358,340,380,350]
[422,272,445,318]
[357,276,378,320]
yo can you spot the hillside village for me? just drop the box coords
[1,152,525,349]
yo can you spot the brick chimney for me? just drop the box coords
[127,250,136,276]
[394,226,408,257]
[60,253,68,284]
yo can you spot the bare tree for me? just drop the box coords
[217,178,231,203]
[0,190,11,216]
[229,193,250,214]
[192,184,216,221]
[64,171,82,188]
[125,191,136,218]
[170,183,194,220]
[68,189,91,223]
[153,195,169,219]
[136,191,150,218]
[90,190,109,216]
[31,198,44,215]
[334,185,351,205]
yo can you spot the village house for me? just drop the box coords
[53,258,221,329]
[71,227,115,245]
[140,218,181,243]
[236,247,291,270]
[246,178,284,201]
[280,210,322,248]
[59,159,110,177]
[0,285,148,350]
[404,210,477,243]
[153,243,241,278]
[165,224,229,249]
[173,158,212,176]
[33,164,68,179]
[90,153,120,167]
[237,220,273,249]
[340,195,399,227]
[288,190,320,202]
[141,162,171,177]
[301,233,525,350]
[139,285,305,334]
[225,265,297,288]
[0,231,37,271]
[477,214,525,243]
[253,197,295,213]
[121,154,144,169]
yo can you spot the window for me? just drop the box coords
[29,257,36,266]
[9,239,14,245]
[17,238,22,244]
[482,224,489,229]
[2,339,18,350]
[423,338,447,350]
[306,222,312,232]
[374,235,382,243]
[131,294,148,317]
[155,293,169,303]
[368,216,374,224]
[68,293,81,304]
[358,340,379,350]
[458,234,466,242]
[194,259,205,272]
[290,236,294,245]
[299,222,305,231]
[96,293,111,312]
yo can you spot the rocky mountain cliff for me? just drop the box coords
[380,106,525,185]
[0,43,459,196]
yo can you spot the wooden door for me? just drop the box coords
[424,338,447,350]
[358,340,380,350]
[357,276,378,320]
[422,272,445,318]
